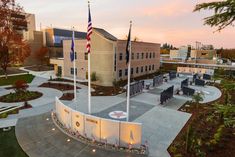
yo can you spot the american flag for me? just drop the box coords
[87,4,92,53]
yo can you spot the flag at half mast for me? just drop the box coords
[87,3,92,53]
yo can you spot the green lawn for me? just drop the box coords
[0,74,35,86]
[0,127,28,157]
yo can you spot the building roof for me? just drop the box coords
[94,27,117,41]
[50,28,87,39]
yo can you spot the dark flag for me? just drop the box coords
[70,31,75,62]
[126,23,132,64]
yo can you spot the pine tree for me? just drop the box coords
[194,0,235,31]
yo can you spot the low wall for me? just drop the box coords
[54,97,142,148]
[177,67,214,75]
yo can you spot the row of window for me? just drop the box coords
[72,52,88,60]
[70,68,78,75]
[119,52,156,61]
[119,65,155,77]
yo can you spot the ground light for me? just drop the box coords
[52,128,55,131]
[67,139,71,142]
[92,149,96,153]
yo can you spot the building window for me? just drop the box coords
[114,51,117,71]
[137,53,139,59]
[146,52,148,59]
[152,64,155,70]
[119,53,123,60]
[150,52,152,59]
[70,68,77,75]
[131,53,134,60]
[74,52,77,59]
[145,66,148,72]
[136,67,139,74]
[125,69,128,76]
[153,53,155,58]
[141,66,144,73]
[149,65,151,71]
[119,70,122,77]
[141,53,144,59]
[131,68,134,75]
[85,53,88,60]
[58,66,62,76]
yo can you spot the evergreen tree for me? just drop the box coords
[194,0,235,31]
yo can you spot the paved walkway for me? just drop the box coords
[19,67,56,79]
[16,112,146,157]
[0,71,222,157]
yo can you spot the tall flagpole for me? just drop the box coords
[88,1,91,114]
[72,28,77,101]
[126,21,132,122]
[88,50,91,114]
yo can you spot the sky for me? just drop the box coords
[18,0,235,49]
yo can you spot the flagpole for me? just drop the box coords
[72,29,77,101]
[126,21,132,122]
[88,1,91,114]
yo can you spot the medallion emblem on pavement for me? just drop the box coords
[109,111,127,119]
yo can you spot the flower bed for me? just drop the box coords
[0,91,42,103]
[168,83,235,157]
[59,93,74,101]
[39,82,80,91]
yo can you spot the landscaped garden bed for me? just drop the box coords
[91,85,125,96]
[49,78,75,83]
[0,80,42,103]
[59,93,74,101]
[45,80,125,96]
[0,91,42,103]
[168,80,235,157]
[39,82,81,91]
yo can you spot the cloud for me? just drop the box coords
[17,0,235,48]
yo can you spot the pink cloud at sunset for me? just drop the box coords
[18,0,235,48]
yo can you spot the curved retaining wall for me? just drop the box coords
[54,97,142,148]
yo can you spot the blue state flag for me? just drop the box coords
[70,32,75,62]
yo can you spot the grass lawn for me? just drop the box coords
[0,74,35,86]
[0,127,28,157]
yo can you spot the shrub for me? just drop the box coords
[91,72,97,82]
[13,80,28,93]
[0,112,8,119]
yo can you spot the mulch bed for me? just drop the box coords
[168,83,235,157]
[39,82,81,91]
[0,91,43,103]
[49,78,125,96]
[91,85,125,96]
[59,93,74,101]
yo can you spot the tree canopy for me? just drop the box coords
[194,0,235,31]
[0,0,30,77]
